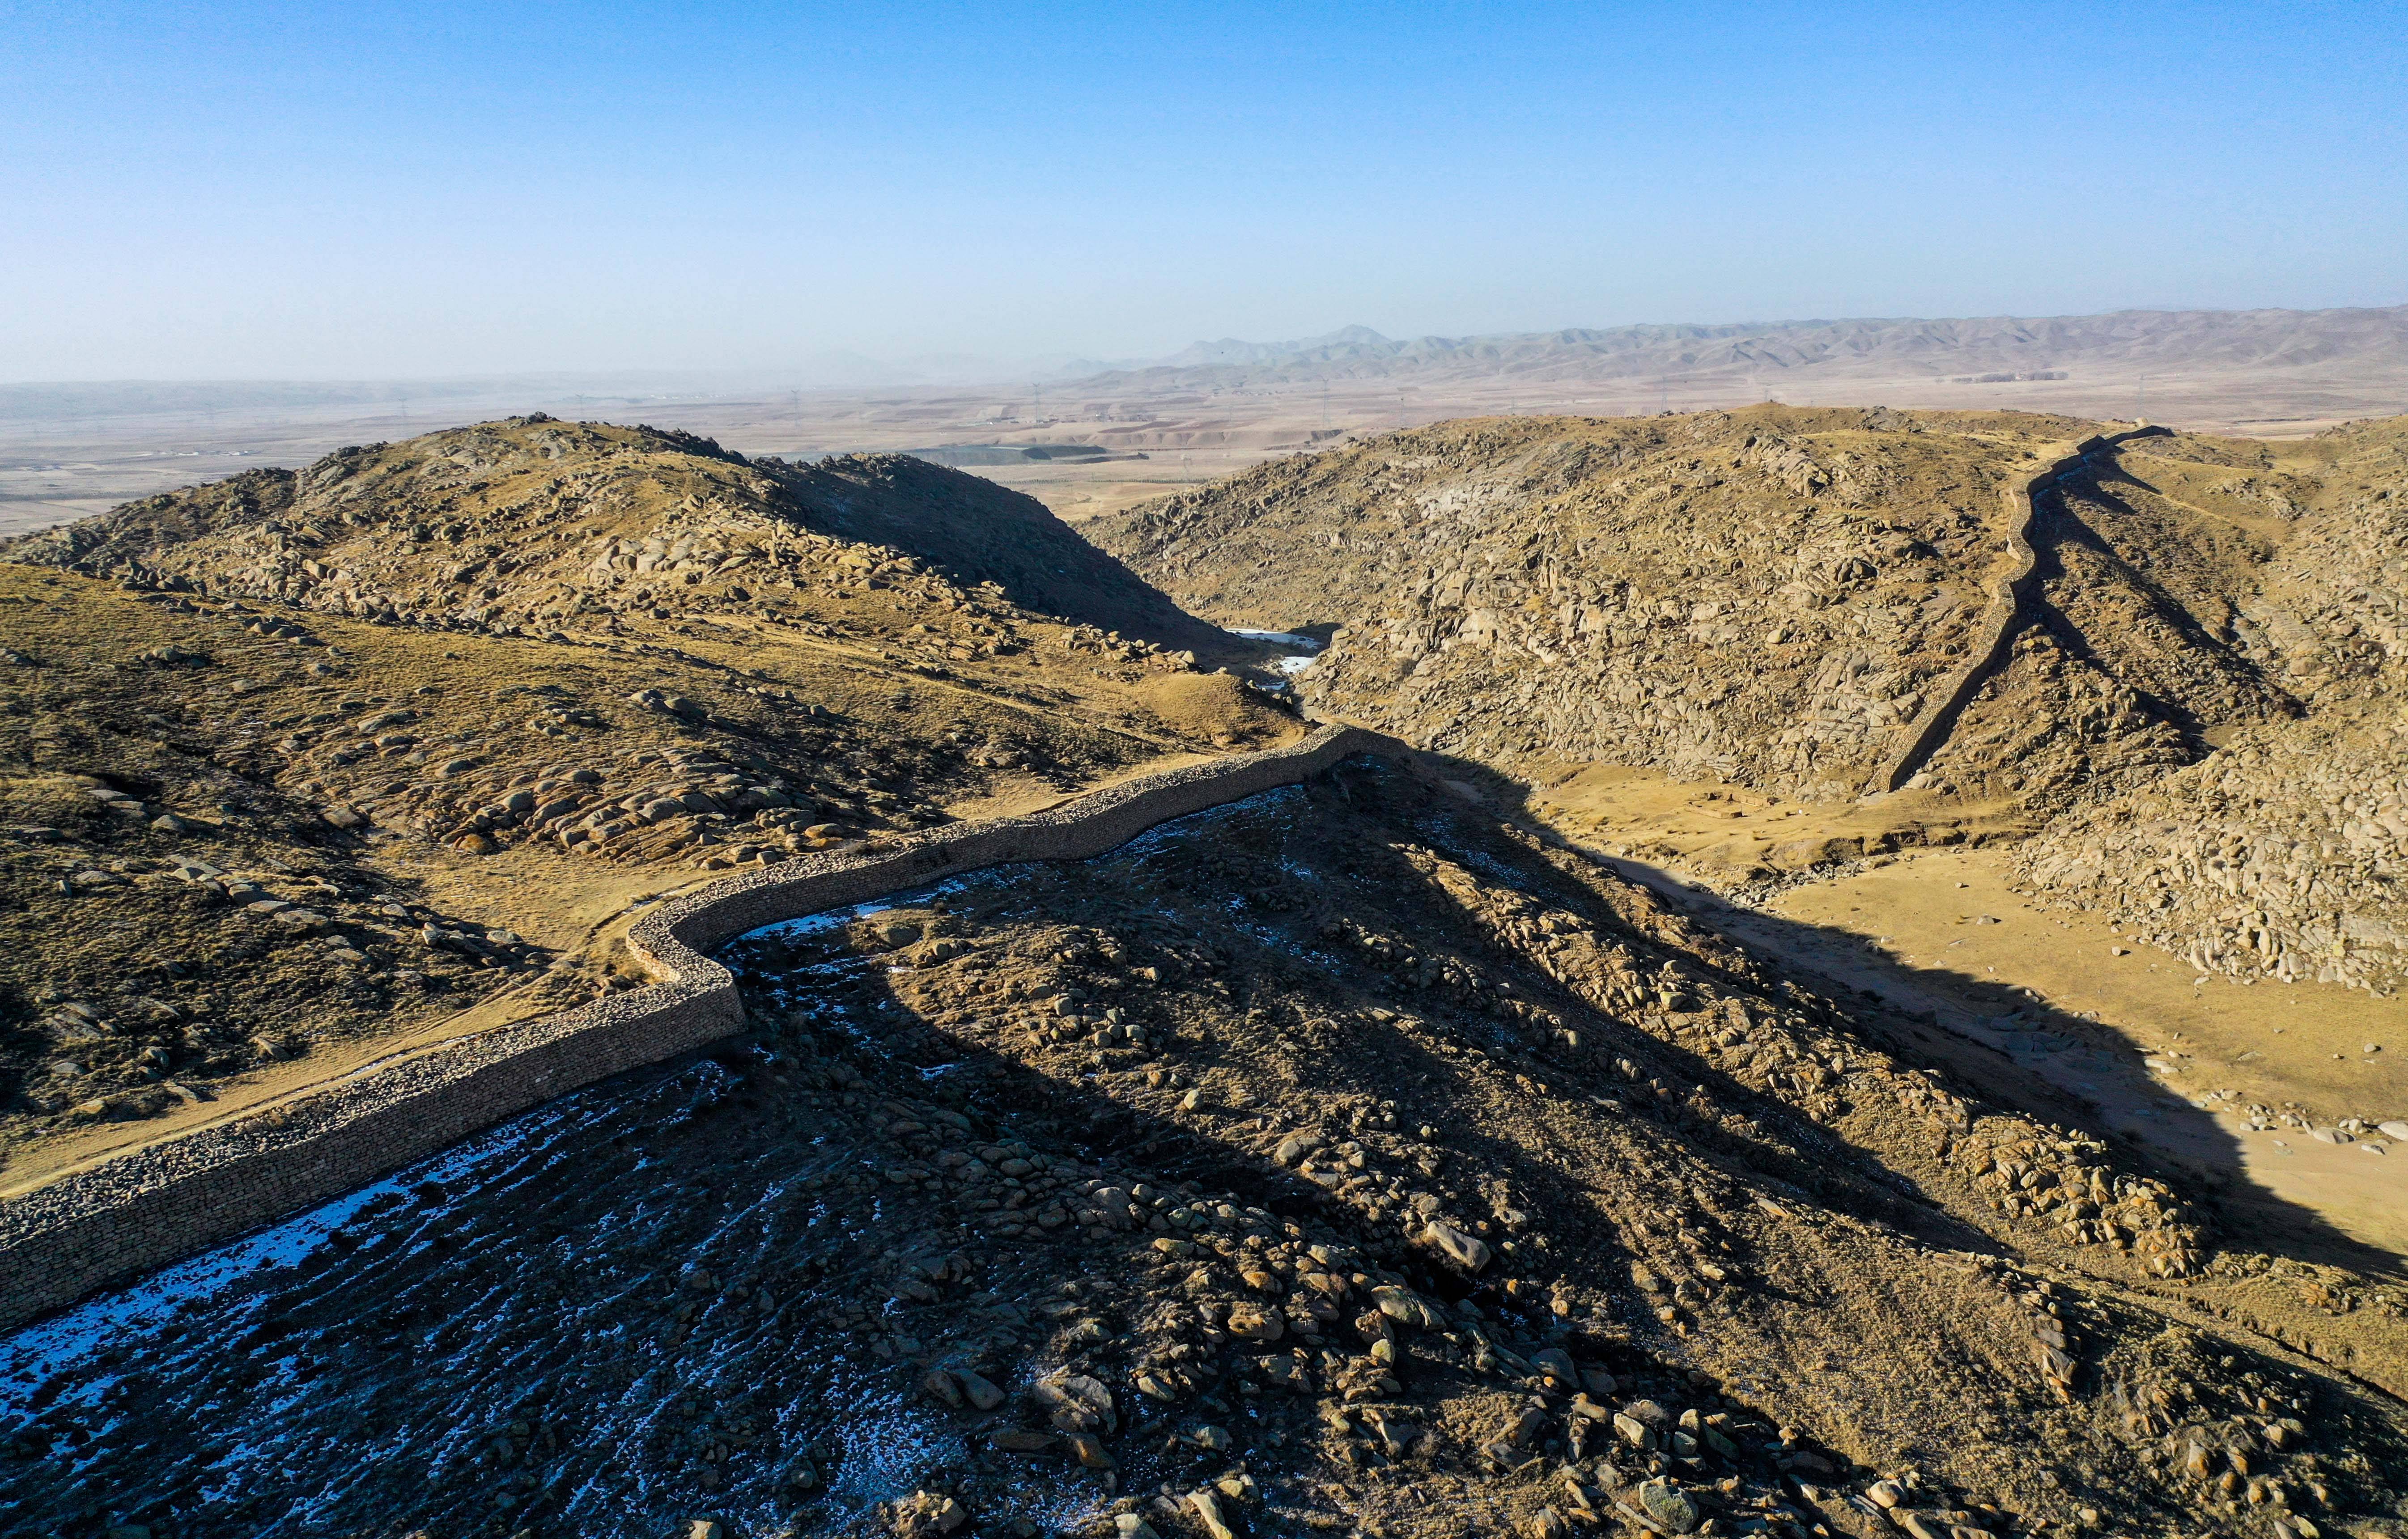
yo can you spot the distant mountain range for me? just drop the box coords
[8,305,2402,427]
[1075,305,2408,390]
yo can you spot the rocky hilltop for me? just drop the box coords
[10,415,1221,652]
[0,417,1291,1153]
[2013,421,2408,991]
[1094,407,2295,806]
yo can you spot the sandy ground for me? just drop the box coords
[1524,762,2035,876]
[1508,769,2408,1264]
[1758,851,2408,1256]
[979,456,1262,522]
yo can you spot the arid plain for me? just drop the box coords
[10,307,2404,536]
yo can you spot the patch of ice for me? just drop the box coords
[0,1093,599,1420]
[749,874,974,942]
[1228,627,1324,653]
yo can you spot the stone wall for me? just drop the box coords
[1876,431,2158,793]
[0,724,1405,1333]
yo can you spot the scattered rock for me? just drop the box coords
[1632,1478,1699,1535]
[1420,1218,1492,1272]
[1188,1490,1237,1539]
[888,1490,969,1539]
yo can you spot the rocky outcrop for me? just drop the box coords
[2014,418,2408,990]
[1091,407,2283,806]
[2018,707,2408,991]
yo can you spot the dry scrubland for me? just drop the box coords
[2,407,2407,1539]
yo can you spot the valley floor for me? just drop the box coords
[1519,768,2408,1263]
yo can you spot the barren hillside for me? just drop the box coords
[5,411,2408,1539]
[2014,419,2408,991]
[7,763,2405,1539]
[0,418,1293,1167]
[8,415,1223,652]
[1090,409,2408,996]
[1092,407,2307,810]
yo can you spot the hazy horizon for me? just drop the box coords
[7,300,2408,404]
[7,0,2405,383]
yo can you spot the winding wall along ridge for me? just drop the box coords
[1875,429,2158,793]
[0,724,1407,1333]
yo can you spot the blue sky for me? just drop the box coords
[4,0,2404,379]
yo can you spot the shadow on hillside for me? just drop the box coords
[725,745,2408,1470]
[15,750,2400,1535]
[1338,743,2404,1284]
[1485,806,2408,1285]
[759,453,1238,657]
[804,746,2404,1291]
[721,759,2009,1305]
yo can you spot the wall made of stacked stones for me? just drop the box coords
[0,725,1401,1332]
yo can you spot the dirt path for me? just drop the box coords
[1874,435,2077,790]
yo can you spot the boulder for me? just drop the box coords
[1420,1219,1492,1272]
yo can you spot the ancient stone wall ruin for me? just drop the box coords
[1876,431,2158,792]
[0,725,1403,1331]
